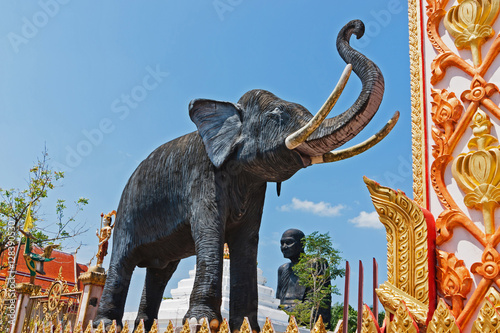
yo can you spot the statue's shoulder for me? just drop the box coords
[278,262,291,272]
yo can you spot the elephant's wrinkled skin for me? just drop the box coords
[94,20,395,332]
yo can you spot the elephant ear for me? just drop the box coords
[189,99,242,168]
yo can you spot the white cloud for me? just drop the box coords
[279,198,345,217]
[348,211,383,229]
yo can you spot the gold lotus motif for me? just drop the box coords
[452,110,500,234]
[444,0,500,66]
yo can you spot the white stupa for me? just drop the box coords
[123,246,291,332]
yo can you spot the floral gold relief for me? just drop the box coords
[444,0,500,66]
[452,110,500,234]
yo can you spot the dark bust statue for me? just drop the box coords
[277,229,307,309]
[277,229,331,326]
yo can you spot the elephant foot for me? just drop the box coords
[184,305,221,332]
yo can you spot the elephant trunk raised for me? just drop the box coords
[285,20,393,165]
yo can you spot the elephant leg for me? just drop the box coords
[135,261,180,331]
[227,223,261,332]
[184,212,224,331]
[94,248,135,329]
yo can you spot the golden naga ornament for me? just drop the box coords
[444,0,500,66]
[364,177,430,305]
[452,109,500,234]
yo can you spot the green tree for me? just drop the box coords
[0,150,88,255]
[330,303,357,333]
[285,231,344,328]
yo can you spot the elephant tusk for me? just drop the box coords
[310,111,399,164]
[285,64,352,150]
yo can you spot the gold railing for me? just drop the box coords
[22,315,331,333]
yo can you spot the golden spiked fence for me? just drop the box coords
[23,315,331,333]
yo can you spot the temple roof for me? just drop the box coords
[0,244,88,291]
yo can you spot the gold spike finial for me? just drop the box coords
[164,321,174,333]
[284,316,299,333]
[261,318,275,333]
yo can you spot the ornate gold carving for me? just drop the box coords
[311,315,326,333]
[387,301,419,333]
[108,320,117,333]
[261,318,275,333]
[219,319,229,333]
[95,321,104,333]
[239,317,251,333]
[73,321,82,333]
[83,321,92,333]
[413,0,500,327]
[444,0,500,66]
[223,243,230,260]
[376,281,428,325]
[452,110,500,234]
[122,321,130,333]
[54,321,62,333]
[361,304,380,333]
[409,0,427,207]
[364,177,429,305]
[284,316,299,333]
[485,285,500,304]
[472,290,500,332]
[180,319,190,333]
[149,320,159,333]
[165,321,174,333]
[436,249,473,317]
[426,299,460,333]
[135,319,145,333]
[197,318,209,333]
[63,321,72,333]
[336,321,343,333]
[78,271,107,286]
[15,283,41,295]
[47,281,63,312]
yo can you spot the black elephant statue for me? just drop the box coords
[95,20,398,332]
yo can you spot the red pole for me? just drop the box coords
[357,260,364,332]
[373,258,378,323]
[342,261,350,333]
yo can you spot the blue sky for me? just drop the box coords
[0,1,412,313]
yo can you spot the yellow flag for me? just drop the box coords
[23,203,34,231]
